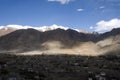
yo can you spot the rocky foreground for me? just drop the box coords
[0,53,120,80]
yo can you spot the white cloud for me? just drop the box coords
[99,6,105,9]
[77,8,84,12]
[0,24,69,32]
[37,24,69,31]
[90,18,120,33]
[48,0,74,4]
[0,24,36,29]
[0,24,90,33]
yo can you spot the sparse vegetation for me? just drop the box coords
[0,53,120,80]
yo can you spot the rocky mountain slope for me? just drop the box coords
[0,27,120,56]
[0,28,93,51]
[0,27,17,36]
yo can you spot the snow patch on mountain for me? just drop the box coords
[0,24,90,33]
[0,24,68,31]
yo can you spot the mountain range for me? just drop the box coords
[0,26,120,56]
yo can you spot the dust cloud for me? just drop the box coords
[16,39,120,56]
[17,41,102,56]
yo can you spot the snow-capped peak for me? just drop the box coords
[0,24,90,33]
[0,24,69,32]
[36,24,69,32]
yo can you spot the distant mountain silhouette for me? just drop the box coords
[0,27,17,36]
[0,29,42,51]
[0,28,120,54]
[97,28,120,41]
[0,28,95,51]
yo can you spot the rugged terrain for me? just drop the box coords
[0,27,120,80]
[0,27,120,56]
[0,53,120,80]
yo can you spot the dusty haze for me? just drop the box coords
[16,39,120,56]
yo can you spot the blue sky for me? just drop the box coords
[0,0,120,32]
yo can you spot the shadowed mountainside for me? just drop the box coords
[0,28,120,79]
[0,28,120,55]
[0,28,95,51]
